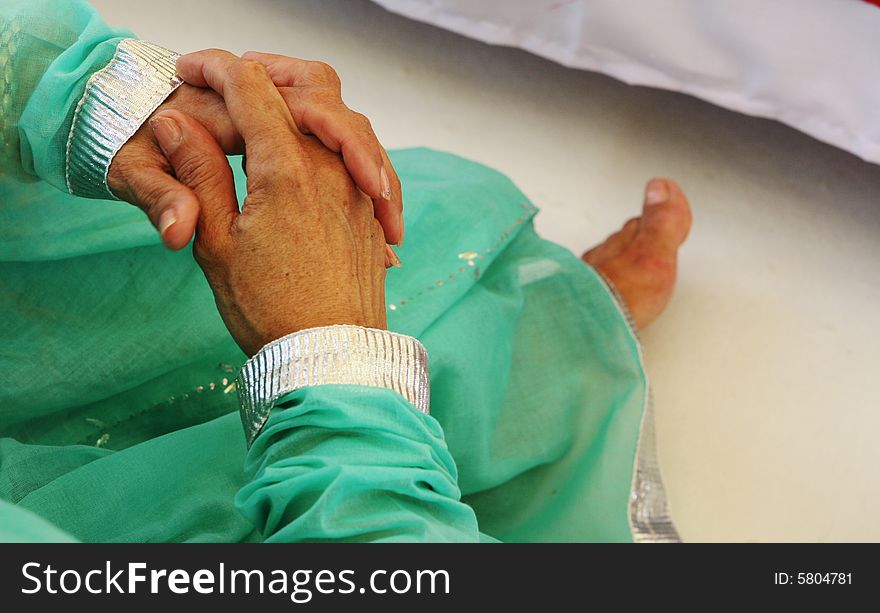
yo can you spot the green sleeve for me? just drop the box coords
[235,385,484,542]
[0,0,131,187]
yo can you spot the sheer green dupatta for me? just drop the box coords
[1,0,130,187]
[384,150,675,541]
[0,0,251,541]
[1,161,252,542]
[0,499,76,542]
[0,168,254,540]
[1,0,673,542]
[3,144,673,542]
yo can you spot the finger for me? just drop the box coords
[245,53,376,195]
[149,109,239,252]
[278,91,403,244]
[176,50,304,170]
[384,244,401,268]
[280,90,388,194]
[245,52,404,243]
[375,223,390,322]
[241,51,340,90]
[159,84,243,153]
[319,120,403,246]
[375,147,404,246]
[125,166,200,250]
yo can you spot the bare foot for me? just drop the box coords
[582,178,692,330]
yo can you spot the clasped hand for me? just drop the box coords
[109,50,403,252]
[146,50,390,356]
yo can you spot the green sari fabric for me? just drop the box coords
[0,0,649,542]
[1,0,131,186]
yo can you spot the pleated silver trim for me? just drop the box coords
[594,270,681,543]
[236,325,431,447]
[65,39,182,200]
[629,400,680,542]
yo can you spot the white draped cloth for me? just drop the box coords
[372,0,880,165]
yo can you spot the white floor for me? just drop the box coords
[93,0,880,542]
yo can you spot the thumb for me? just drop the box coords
[123,166,200,251]
[149,109,239,255]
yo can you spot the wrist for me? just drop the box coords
[294,313,388,335]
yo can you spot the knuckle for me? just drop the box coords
[307,61,340,86]
[229,59,269,86]
[310,90,345,112]
[241,58,268,74]
[350,111,375,134]
[351,111,371,127]
[177,155,226,188]
[203,48,232,60]
[196,48,240,68]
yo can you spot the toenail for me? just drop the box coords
[645,179,668,205]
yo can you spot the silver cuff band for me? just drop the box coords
[236,325,431,447]
[65,38,183,200]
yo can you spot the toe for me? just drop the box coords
[619,217,642,241]
[599,217,642,260]
[581,217,641,264]
[639,178,692,252]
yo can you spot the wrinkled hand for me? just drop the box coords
[108,50,403,251]
[149,51,387,356]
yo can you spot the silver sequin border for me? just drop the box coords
[594,270,681,543]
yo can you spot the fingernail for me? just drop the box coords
[380,166,392,200]
[158,209,177,239]
[385,244,402,268]
[645,178,668,205]
[150,116,182,156]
